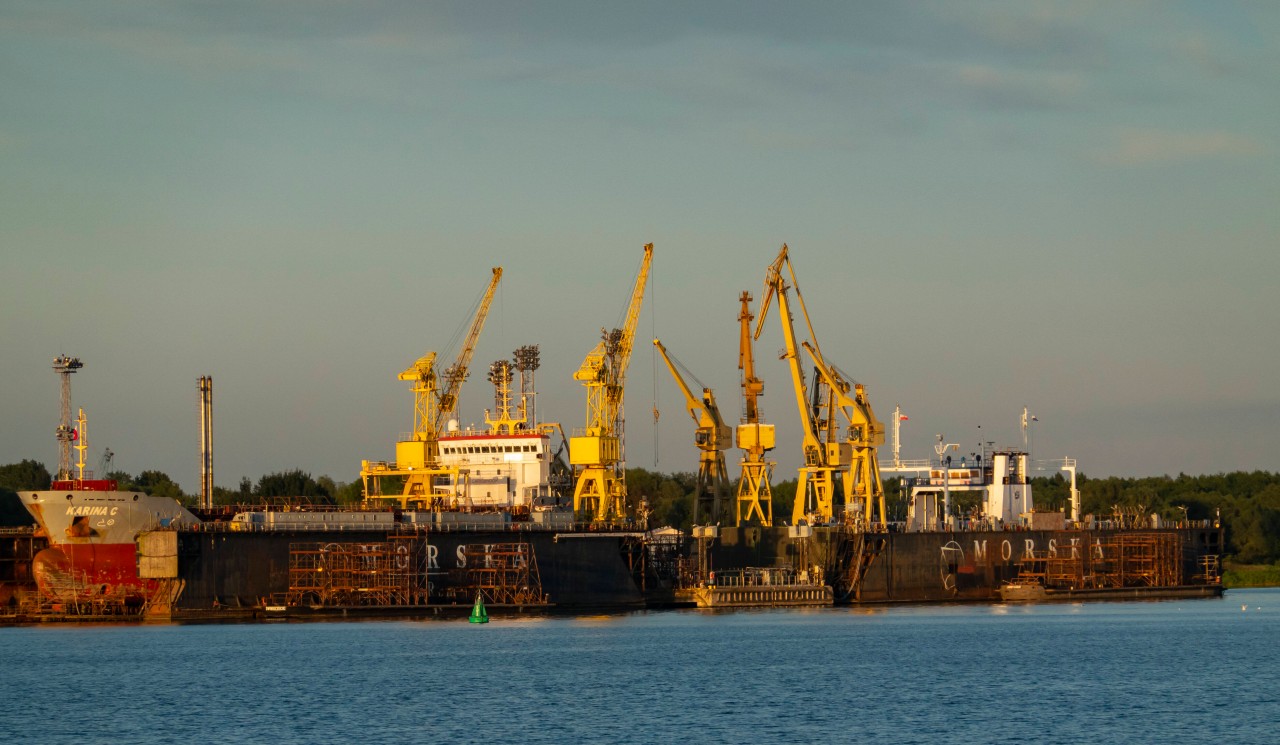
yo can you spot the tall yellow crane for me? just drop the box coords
[754,244,844,525]
[363,267,503,506]
[653,338,732,525]
[736,291,775,526]
[571,244,653,522]
[801,340,887,528]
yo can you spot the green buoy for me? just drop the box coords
[469,592,489,624]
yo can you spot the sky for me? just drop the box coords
[2,1,1277,492]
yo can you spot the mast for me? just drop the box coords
[52,355,83,480]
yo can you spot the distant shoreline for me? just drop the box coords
[1223,563,1280,588]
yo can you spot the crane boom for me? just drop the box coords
[439,267,503,421]
[653,338,732,525]
[755,244,839,525]
[571,243,654,522]
[612,246,651,407]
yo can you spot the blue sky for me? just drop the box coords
[2,1,1277,491]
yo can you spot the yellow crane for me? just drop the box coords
[801,340,887,528]
[362,267,503,506]
[570,243,653,522]
[735,291,775,526]
[754,244,843,525]
[653,338,733,525]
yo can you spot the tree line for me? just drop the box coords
[3,458,1278,565]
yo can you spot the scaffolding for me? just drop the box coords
[1099,532,1184,587]
[287,537,428,607]
[1013,532,1187,590]
[445,543,548,605]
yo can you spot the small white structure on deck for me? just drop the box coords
[901,450,1033,531]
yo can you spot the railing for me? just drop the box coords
[709,567,816,588]
[879,459,932,472]
[181,518,649,534]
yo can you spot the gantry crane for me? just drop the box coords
[570,244,653,522]
[653,338,733,525]
[362,267,502,506]
[754,244,843,525]
[801,340,887,528]
[735,292,775,526]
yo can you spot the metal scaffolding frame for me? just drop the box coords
[287,537,428,607]
[445,543,548,605]
[1013,532,1188,589]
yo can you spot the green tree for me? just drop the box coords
[334,479,365,505]
[771,479,797,524]
[255,469,333,503]
[135,470,186,502]
[0,459,52,491]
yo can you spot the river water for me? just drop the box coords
[2,589,1276,745]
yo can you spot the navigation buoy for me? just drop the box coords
[469,592,489,624]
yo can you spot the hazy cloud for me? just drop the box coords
[1098,128,1266,166]
[1169,33,1228,78]
[952,63,1086,110]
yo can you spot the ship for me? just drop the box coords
[17,479,197,613]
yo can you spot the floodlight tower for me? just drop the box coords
[514,345,541,427]
[52,355,84,480]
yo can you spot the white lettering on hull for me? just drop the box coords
[64,506,119,517]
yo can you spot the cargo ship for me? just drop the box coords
[13,405,657,618]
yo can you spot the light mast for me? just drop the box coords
[52,355,84,480]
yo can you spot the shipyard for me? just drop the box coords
[5,7,1278,745]
[0,244,1226,624]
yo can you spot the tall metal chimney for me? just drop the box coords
[198,376,214,510]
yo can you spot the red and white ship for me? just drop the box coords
[17,402,198,603]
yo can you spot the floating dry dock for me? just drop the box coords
[677,567,833,608]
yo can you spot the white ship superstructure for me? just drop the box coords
[438,426,554,509]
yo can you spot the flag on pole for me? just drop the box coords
[900,415,909,421]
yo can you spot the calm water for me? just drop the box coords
[2,590,1277,745]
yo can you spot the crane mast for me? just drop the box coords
[754,245,841,525]
[735,292,776,526]
[653,338,732,526]
[570,243,653,522]
[363,267,503,507]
